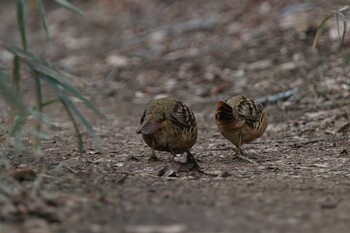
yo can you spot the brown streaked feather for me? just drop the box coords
[215,101,234,122]
[236,97,262,122]
[170,101,196,127]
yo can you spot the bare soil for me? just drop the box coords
[0,0,350,233]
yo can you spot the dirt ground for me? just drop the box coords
[0,0,350,232]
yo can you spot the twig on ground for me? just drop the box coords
[258,87,299,106]
[8,167,36,181]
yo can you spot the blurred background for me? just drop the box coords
[1,0,348,112]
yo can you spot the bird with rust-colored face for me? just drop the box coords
[136,97,198,173]
[215,95,268,164]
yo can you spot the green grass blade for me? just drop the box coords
[5,45,104,118]
[31,62,74,84]
[5,46,75,87]
[12,56,21,94]
[41,75,104,118]
[0,71,27,136]
[59,97,83,153]
[35,0,50,40]
[4,45,41,63]
[313,12,334,48]
[43,76,96,139]
[61,95,96,139]
[336,9,341,41]
[33,75,43,152]
[10,115,27,136]
[27,106,54,128]
[16,0,27,50]
[0,71,24,111]
[53,0,84,16]
[5,46,73,85]
[336,12,348,53]
[41,98,59,108]
[51,76,104,119]
[339,20,347,52]
[34,75,43,116]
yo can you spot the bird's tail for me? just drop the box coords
[215,101,234,122]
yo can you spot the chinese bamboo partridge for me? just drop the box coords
[136,97,198,173]
[215,95,268,163]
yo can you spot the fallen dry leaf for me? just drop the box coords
[9,168,36,181]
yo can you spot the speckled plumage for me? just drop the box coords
[136,97,197,160]
[215,95,268,162]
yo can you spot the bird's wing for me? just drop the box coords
[170,101,195,128]
[236,97,263,127]
[136,110,161,134]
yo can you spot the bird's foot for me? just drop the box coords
[233,154,258,165]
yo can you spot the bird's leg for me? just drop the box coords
[170,150,177,160]
[186,150,197,162]
[236,134,242,155]
[233,134,258,165]
[186,150,200,169]
[148,138,159,161]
